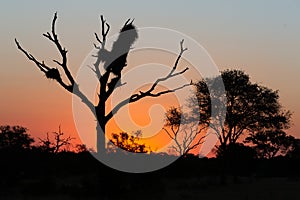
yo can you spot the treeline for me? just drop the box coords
[1,125,300,190]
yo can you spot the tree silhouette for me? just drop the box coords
[107,130,150,153]
[38,126,74,154]
[0,125,34,151]
[245,129,296,159]
[15,13,190,153]
[194,69,291,155]
[163,107,206,156]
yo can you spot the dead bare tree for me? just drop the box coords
[39,126,74,154]
[15,13,190,154]
[163,107,207,156]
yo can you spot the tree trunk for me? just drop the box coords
[96,119,106,155]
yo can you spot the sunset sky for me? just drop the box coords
[1,1,300,152]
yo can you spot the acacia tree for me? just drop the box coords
[163,107,207,156]
[15,13,189,153]
[195,69,291,155]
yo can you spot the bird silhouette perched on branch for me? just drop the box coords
[100,19,138,76]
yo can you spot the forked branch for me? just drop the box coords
[92,15,111,91]
[130,39,189,101]
[15,38,72,92]
[94,15,110,49]
[15,13,95,114]
[106,40,191,122]
[42,12,74,86]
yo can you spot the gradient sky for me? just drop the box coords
[1,0,300,150]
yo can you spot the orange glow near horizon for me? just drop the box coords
[105,84,181,151]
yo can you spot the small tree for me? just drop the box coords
[163,107,206,156]
[38,126,74,154]
[0,125,34,151]
[107,130,151,153]
[15,13,190,153]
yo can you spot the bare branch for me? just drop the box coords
[106,40,190,122]
[184,134,206,155]
[143,40,188,95]
[94,15,110,48]
[43,13,75,86]
[141,83,191,98]
[15,13,95,116]
[15,13,74,90]
[94,32,102,44]
[15,38,72,90]
[163,127,175,140]
[106,82,190,123]
[91,15,112,92]
[15,39,49,72]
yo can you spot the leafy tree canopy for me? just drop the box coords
[0,125,34,151]
[195,69,291,149]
